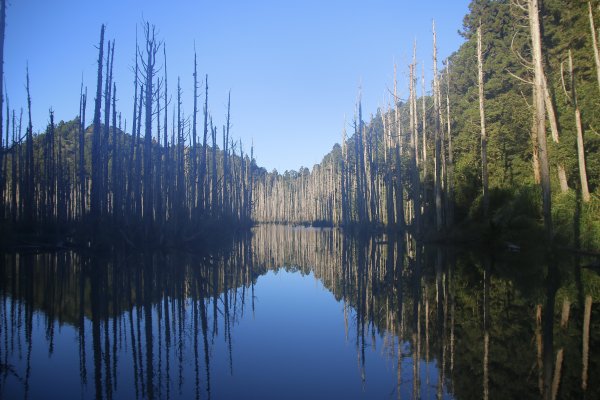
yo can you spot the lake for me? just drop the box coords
[1,225,598,399]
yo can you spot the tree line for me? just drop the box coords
[253,0,599,250]
[0,20,254,248]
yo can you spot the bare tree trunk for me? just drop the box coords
[90,25,105,220]
[531,87,541,184]
[24,67,34,226]
[127,34,138,219]
[564,50,591,202]
[529,0,553,241]
[142,23,159,233]
[409,55,421,236]
[191,51,198,214]
[211,122,218,215]
[588,1,600,92]
[421,65,427,183]
[433,21,443,231]
[200,75,209,214]
[394,65,405,230]
[445,61,454,228]
[79,85,87,218]
[163,45,169,222]
[134,84,143,220]
[477,24,489,219]
[102,40,114,216]
[111,82,118,220]
[542,79,569,193]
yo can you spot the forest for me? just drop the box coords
[0,0,599,252]
[253,0,600,252]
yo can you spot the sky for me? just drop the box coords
[5,0,470,173]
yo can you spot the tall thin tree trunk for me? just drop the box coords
[79,85,87,218]
[565,50,591,202]
[127,34,138,219]
[102,40,114,216]
[409,57,421,236]
[200,75,209,214]
[142,23,159,233]
[90,25,105,220]
[433,21,443,231]
[191,51,198,214]
[528,0,553,241]
[163,45,169,222]
[394,65,405,230]
[111,82,118,219]
[588,1,600,93]
[445,61,454,228]
[477,24,489,219]
[543,82,569,193]
[24,67,34,226]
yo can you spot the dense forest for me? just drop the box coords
[253,0,600,251]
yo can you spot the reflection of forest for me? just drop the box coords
[1,225,598,399]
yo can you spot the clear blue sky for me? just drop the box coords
[5,0,470,172]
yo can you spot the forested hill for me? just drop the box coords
[253,0,600,251]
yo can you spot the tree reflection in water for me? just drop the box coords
[0,225,598,399]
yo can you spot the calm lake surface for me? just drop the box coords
[1,225,598,399]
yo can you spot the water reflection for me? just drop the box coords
[0,225,598,399]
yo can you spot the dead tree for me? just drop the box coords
[126,33,139,219]
[409,54,421,236]
[528,0,553,241]
[79,84,87,218]
[141,23,160,231]
[211,119,218,215]
[163,45,169,221]
[111,82,119,219]
[200,74,209,214]
[445,60,454,228]
[561,50,591,202]
[191,50,199,214]
[23,66,34,226]
[588,1,600,94]
[102,40,115,215]
[433,20,443,231]
[90,25,105,219]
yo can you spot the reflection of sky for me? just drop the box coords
[210,270,452,399]
[2,270,452,400]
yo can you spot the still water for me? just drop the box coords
[0,225,598,399]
